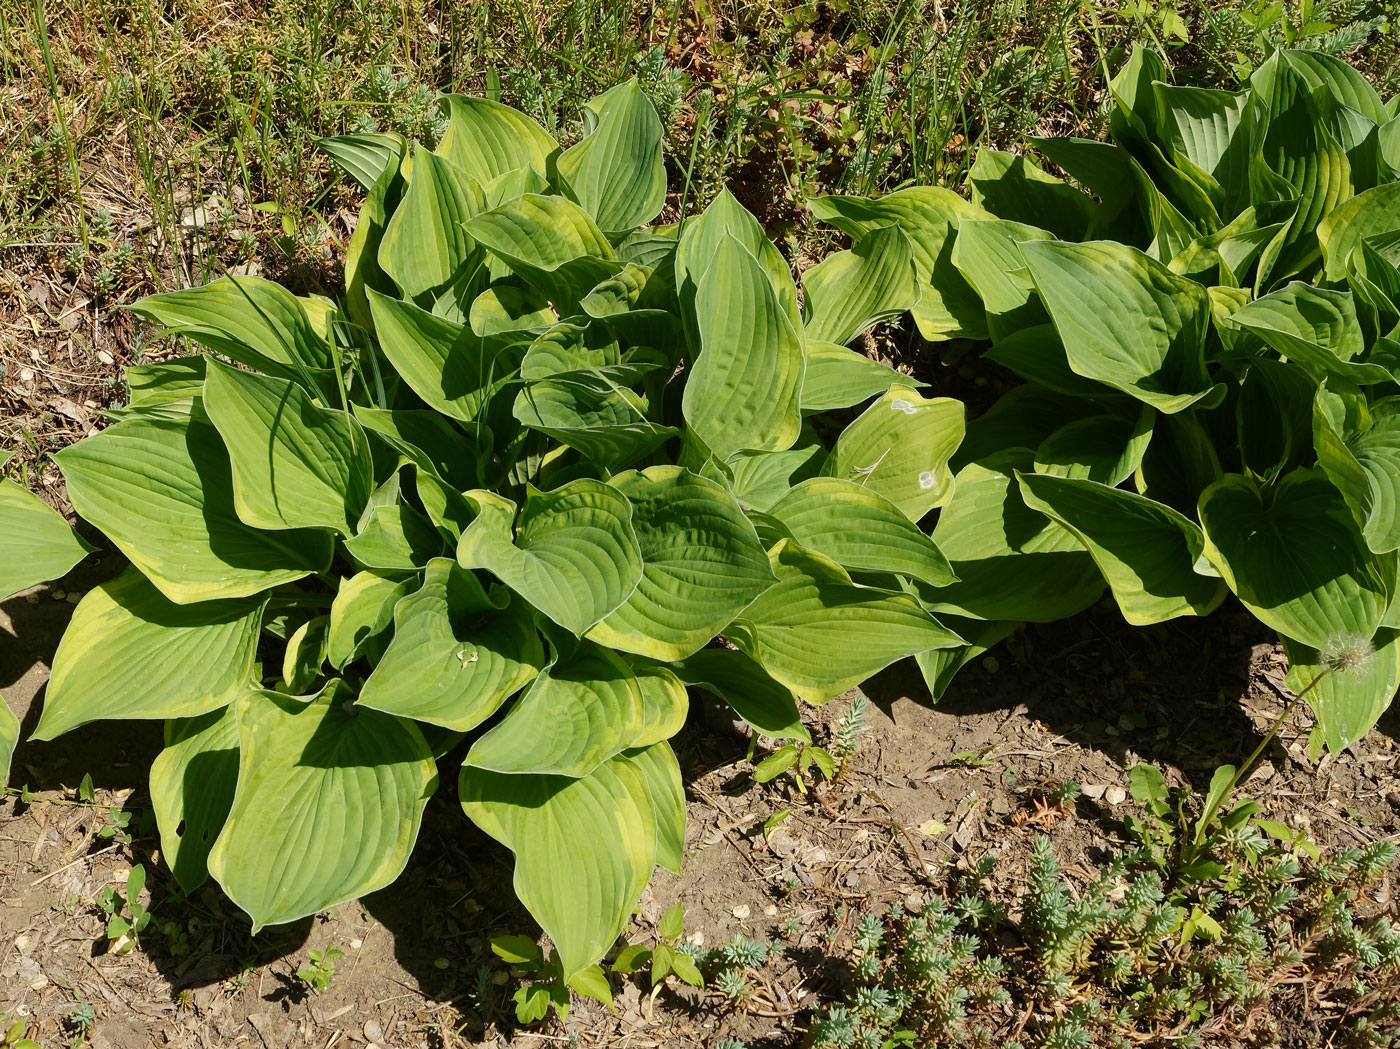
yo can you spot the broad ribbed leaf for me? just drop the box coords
[0,699,18,788]
[1021,240,1219,413]
[128,276,333,382]
[150,706,239,891]
[460,751,655,978]
[556,79,666,233]
[457,482,643,635]
[1154,83,1252,215]
[683,236,804,460]
[584,467,773,659]
[208,681,437,932]
[436,95,557,186]
[125,357,207,409]
[1314,389,1400,554]
[353,407,484,492]
[627,742,685,874]
[1237,358,1317,485]
[203,360,372,535]
[1318,185,1400,284]
[950,218,1054,341]
[983,324,1111,398]
[467,641,644,776]
[801,224,919,345]
[967,149,1095,241]
[0,478,94,598]
[915,617,1019,701]
[56,412,330,603]
[34,568,264,739]
[800,341,922,413]
[513,376,677,470]
[1231,281,1367,372]
[318,132,405,191]
[767,476,955,585]
[673,190,801,333]
[471,283,555,335]
[727,540,963,703]
[1284,631,1400,752]
[809,187,990,340]
[923,450,1104,622]
[632,665,689,747]
[673,648,810,741]
[368,290,528,423]
[281,614,328,693]
[822,385,965,521]
[344,503,444,571]
[464,194,621,313]
[327,570,410,669]
[1199,471,1388,649]
[359,559,543,731]
[380,148,486,305]
[1033,408,1154,486]
[1017,473,1225,624]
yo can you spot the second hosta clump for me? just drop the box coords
[23,81,967,981]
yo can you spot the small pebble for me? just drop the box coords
[763,904,777,917]
[731,904,750,920]
[1104,787,1127,805]
[1080,783,1106,800]
[349,938,363,949]
[364,1020,384,1042]
[29,975,47,991]
[686,930,704,947]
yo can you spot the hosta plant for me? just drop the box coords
[6,81,970,979]
[825,48,1400,754]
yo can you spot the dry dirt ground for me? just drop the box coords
[3,540,1399,1048]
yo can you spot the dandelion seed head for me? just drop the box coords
[1319,631,1375,675]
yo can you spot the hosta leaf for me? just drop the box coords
[711,431,827,512]
[801,224,919,345]
[983,325,1112,399]
[1284,631,1400,752]
[471,283,555,336]
[344,503,444,571]
[809,187,990,341]
[150,706,239,891]
[1198,470,1388,649]
[767,476,955,585]
[56,412,330,604]
[800,341,922,413]
[360,558,543,731]
[368,290,528,423]
[822,385,965,522]
[467,641,645,777]
[631,664,689,747]
[318,132,406,192]
[1153,83,1252,216]
[1021,240,1219,413]
[203,360,373,535]
[327,570,411,669]
[586,467,774,661]
[353,407,485,492]
[673,190,801,334]
[128,276,333,383]
[555,79,666,233]
[1230,281,1365,367]
[1,699,19,788]
[460,751,655,978]
[1318,182,1400,281]
[1134,409,1225,519]
[1017,473,1225,624]
[683,236,804,460]
[457,482,643,635]
[379,148,486,305]
[464,194,621,313]
[923,450,1104,622]
[672,648,810,741]
[627,741,685,874]
[1236,358,1318,485]
[955,384,1094,470]
[281,614,329,694]
[343,136,407,334]
[0,478,94,598]
[512,375,677,470]
[967,149,1095,241]
[1280,50,1390,126]
[34,568,264,739]
[950,218,1054,341]
[436,95,557,186]
[915,617,1019,701]
[1032,407,1155,486]
[208,681,437,932]
[727,540,963,703]
[1314,389,1400,554]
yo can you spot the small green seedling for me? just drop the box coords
[1,1016,40,1049]
[491,934,613,1023]
[612,901,704,1011]
[296,943,344,993]
[99,865,151,955]
[752,742,836,793]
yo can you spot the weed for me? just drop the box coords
[295,942,344,994]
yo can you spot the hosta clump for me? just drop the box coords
[825,47,1400,753]
[1,81,970,980]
